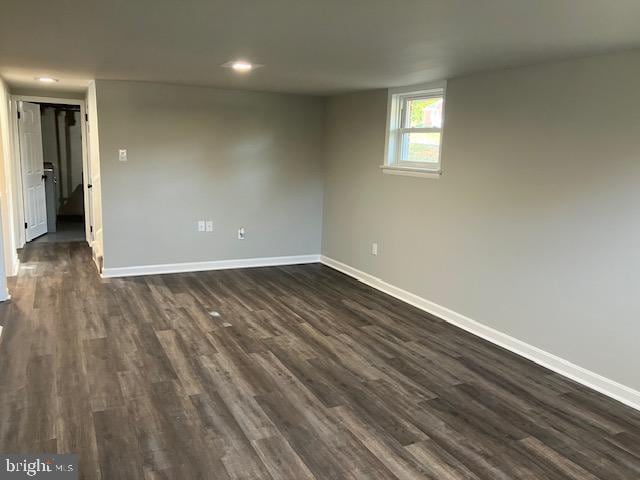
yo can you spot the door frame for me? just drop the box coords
[10,95,92,249]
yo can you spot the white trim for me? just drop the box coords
[388,80,447,96]
[10,95,92,248]
[101,254,321,278]
[381,165,441,178]
[85,81,104,265]
[11,95,84,107]
[320,255,640,412]
[9,99,25,250]
[9,256,19,277]
[385,80,447,173]
[92,252,102,275]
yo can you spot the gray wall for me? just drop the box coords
[322,51,640,391]
[95,80,325,268]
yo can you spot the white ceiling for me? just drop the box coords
[1,0,640,95]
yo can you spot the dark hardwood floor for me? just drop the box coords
[0,242,639,479]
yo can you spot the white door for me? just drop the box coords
[18,101,48,241]
[82,108,94,244]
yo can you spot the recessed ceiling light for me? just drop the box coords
[221,60,263,73]
[232,61,253,72]
[36,76,58,83]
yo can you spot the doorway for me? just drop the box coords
[12,96,92,246]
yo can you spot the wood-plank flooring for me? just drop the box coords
[0,242,639,479]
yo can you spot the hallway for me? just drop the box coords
[31,220,86,244]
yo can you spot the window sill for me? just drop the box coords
[380,165,441,179]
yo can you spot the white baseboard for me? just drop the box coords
[321,255,640,412]
[101,254,321,279]
[10,255,19,277]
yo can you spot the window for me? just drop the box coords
[383,82,446,177]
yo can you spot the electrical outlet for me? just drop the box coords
[205,221,213,232]
[118,149,128,162]
[238,227,245,240]
[198,220,205,232]
[371,242,378,255]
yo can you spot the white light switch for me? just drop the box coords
[371,242,378,255]
[198,221,205,232]
[118,149,128,162]
[238,227,245,240]
[205,221,213,232]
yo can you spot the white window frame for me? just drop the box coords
[382,80,447,178]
